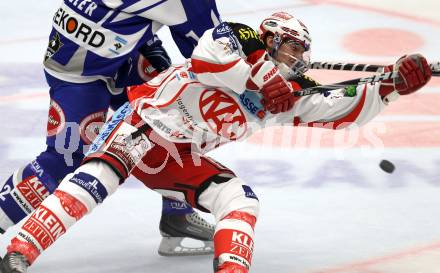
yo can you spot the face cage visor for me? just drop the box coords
[271,34,311,80]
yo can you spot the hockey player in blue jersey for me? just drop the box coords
[0,0,221,256]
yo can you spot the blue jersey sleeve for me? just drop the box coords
[168,0,221,58]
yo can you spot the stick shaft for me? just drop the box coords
[310,61,440,76]
[295,70,399,97]
[310,62,384,73]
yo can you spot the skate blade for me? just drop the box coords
[158,236,214,256]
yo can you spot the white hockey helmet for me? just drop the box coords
[258,12,312,79]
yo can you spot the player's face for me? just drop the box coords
[275,39,306,67]
[265,35,309,79]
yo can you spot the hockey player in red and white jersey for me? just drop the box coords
[0,12,431,273]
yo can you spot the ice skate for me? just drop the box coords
[0,252,29,273]
[158,211,215,256]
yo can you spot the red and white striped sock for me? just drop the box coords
[214,211,257,273]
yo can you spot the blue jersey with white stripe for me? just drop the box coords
[43,0,221,92]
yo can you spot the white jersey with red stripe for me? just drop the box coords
[127,22,386,152]
[128,63,386,153]
[190,22,269,95]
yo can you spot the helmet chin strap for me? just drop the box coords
[277,62,296,80]
[266,54,292,80]
[268,34,291,79]
[269,34,283,59]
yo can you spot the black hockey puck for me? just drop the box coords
[379,160,395,173]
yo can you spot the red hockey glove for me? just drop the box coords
[379,54,431,103]
[246,61,296,114]
[260,76,297,113]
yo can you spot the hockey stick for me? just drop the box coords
[294,61,440,97]
[294,70,399,96]
[310,61,440,76]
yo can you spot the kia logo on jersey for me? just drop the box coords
[199,89,247,140]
